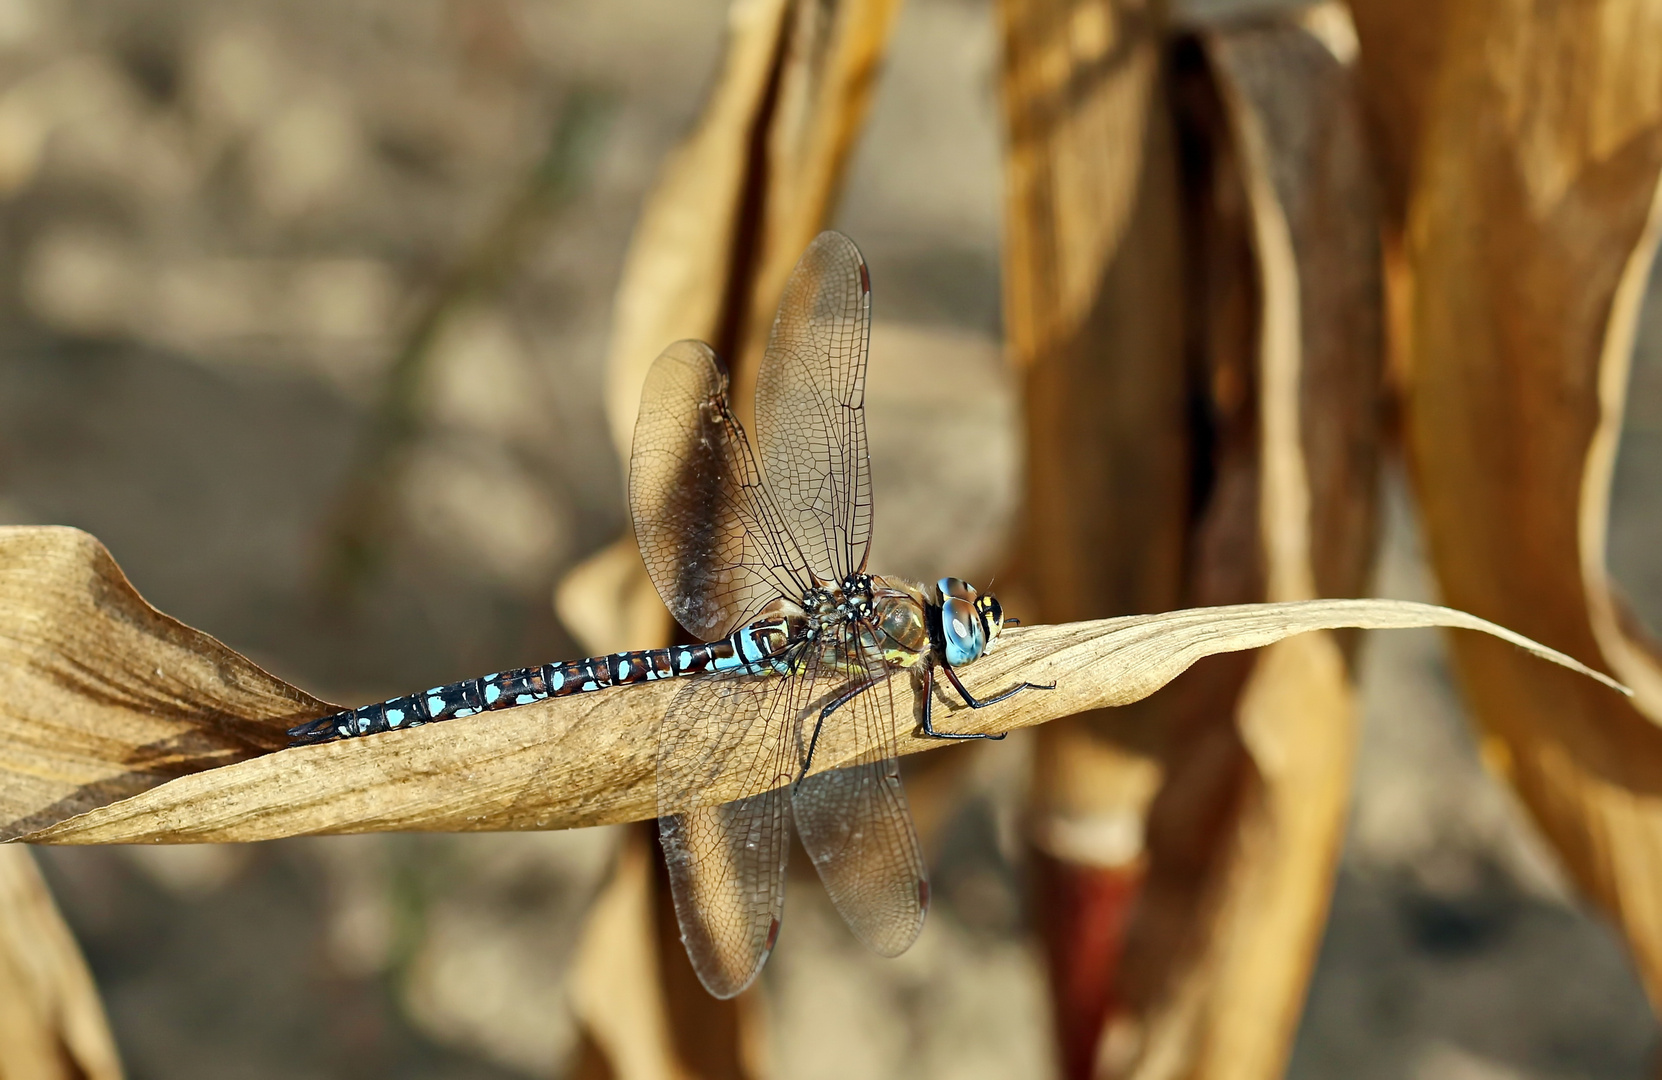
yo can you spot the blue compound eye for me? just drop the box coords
[936,576,978,605]
[940,596,986,666]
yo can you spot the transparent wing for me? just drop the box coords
[754,231,874,584]
[659,795,788,999]
[790,628,928,957]
[656,667,801,999]
[630,340,811,639]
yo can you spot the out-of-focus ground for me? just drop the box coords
[5,0,1660,1076]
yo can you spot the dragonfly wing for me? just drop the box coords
[630,339,808,640]
[656,668,799,998]
[754,231,874,584]
[793,758,927,957]
[659,793,789,998]
[790,633,927,957]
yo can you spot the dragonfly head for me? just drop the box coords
[933,577,1005,666]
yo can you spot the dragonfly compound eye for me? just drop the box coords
[934,576,978,605]
[940,595,987,666]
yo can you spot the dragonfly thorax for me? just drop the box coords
[800,573,875,626]
[777,574,935,670]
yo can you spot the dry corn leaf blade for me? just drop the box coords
[1353,0,1662,1005]
[1110,16,1385,1080]
[0,846,123,1080]
[0,523,1617,845]
[0,526,335,843]
[597,0,788,463]
[598,0,902,462]
[999,0,1176,375]
[566,829,682,1080]
[1000,0,1188,623]
[995,3,1190,1066]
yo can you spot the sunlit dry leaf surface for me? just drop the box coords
[0,523,1621,847]
[0,526,334,842]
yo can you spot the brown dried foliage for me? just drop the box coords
[1354,0,1662,1010]
[5,1,1661,1078]
[0,526,1616,849]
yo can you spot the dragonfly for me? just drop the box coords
[290,231,1053,997]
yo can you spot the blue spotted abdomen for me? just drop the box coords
[287,618,795,745]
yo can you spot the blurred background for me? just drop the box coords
[4,0,1662,1077]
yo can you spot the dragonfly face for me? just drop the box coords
[932,576,1005,666]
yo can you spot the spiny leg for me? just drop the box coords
[942,660,1055,708]
[919,660,1003,741]
[950,654,1050,707]
[921,659,1056,740]
[799,675,884,780]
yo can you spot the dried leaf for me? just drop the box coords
[1353,0,1662,1005]
[0,846,123,1080]
[999,0,1188,622]
[598,0,902,462]
[567,829,681,1080]
[1001,2,1386,1074]
[999,0,1177,376]
[597,0,788,464]
[0,525,333,843]
[0,523,1616,847]
[995,1,1190,1068]
[1105,17,1387,1080]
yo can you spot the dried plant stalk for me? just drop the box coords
[0,846,123,1080]
[996,1,1189,1069]
[1353,0,1662,1007]
[1105,16,1385,1080]
[1000,1,1385,1074]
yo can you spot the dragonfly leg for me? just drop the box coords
[800,675,885,780]
[926,660,1055,738]
[919,660,1005,741]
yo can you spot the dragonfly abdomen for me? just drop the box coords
[288,619,793,745]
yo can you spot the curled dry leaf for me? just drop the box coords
[597,0,903,458]
[0,525,334,843]
[996,0,1189,1067]
[0,523,1623,844]
[1353,0,1662,1006]
[1106,16,1389,1080]
[1002,3,1387,1075]
[0,846,123,1080]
